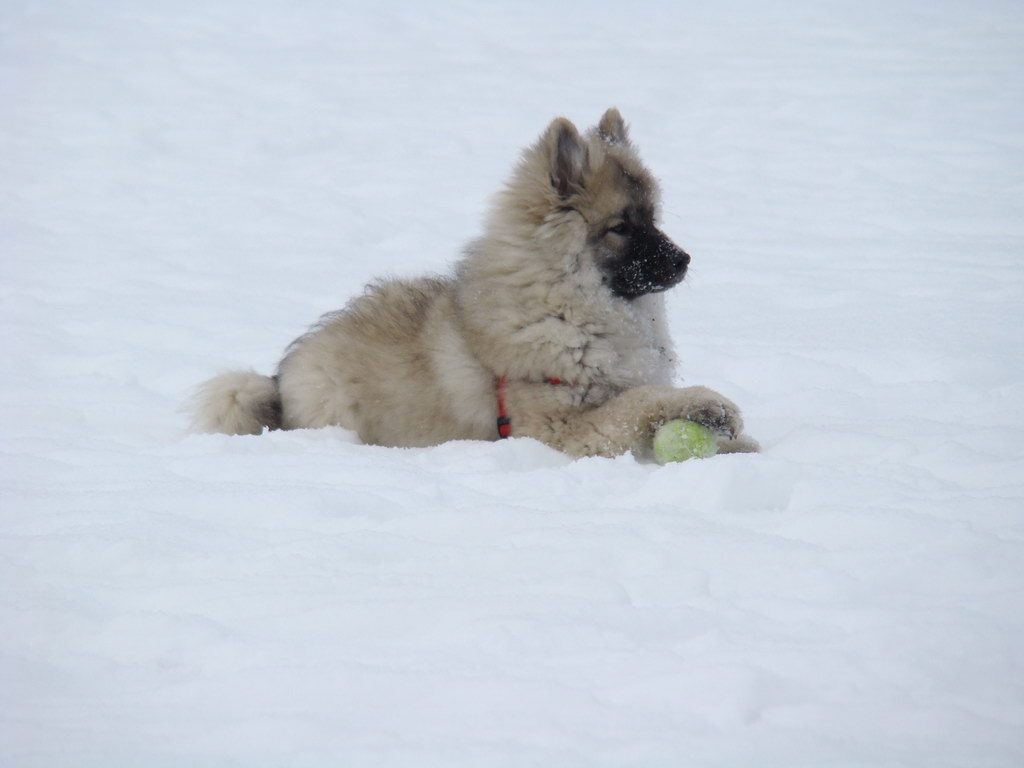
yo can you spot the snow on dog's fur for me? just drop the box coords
[192,109,758,458]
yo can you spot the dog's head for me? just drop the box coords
[495,108,690,300]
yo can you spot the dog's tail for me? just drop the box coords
[190,370,282,435]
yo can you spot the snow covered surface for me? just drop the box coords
[3,1,1024,765]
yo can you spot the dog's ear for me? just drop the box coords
[544,117,588,200]
[597,107,629,145]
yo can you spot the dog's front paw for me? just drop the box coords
[676,386,744,438]
[716,432,761,454]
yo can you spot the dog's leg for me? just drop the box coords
[715,433,761,454]
[513,385,748,459]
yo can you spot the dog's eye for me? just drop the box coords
[607,222,631,236]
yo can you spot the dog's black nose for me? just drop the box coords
[674,250,691,271]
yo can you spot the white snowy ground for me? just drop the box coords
[2,1,1023,765]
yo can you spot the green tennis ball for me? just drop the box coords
[653,419,719,463]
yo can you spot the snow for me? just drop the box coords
[2,0,1024,765]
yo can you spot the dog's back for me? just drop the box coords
[193,277,499,445]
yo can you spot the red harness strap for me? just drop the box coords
[496,376,512,438]
[496,376,577,439]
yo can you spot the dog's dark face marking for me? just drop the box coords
[587,162,690,300]
[597,210,690,300]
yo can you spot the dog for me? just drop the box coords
[191,109,759,459]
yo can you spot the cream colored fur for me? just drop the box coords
[191,109,759,459]
[190,370,279,436]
